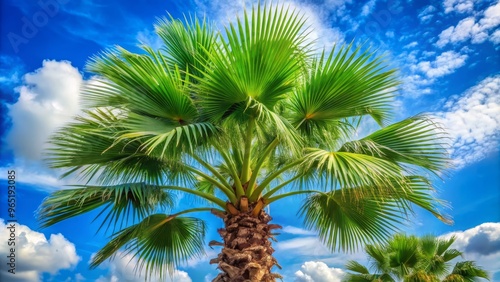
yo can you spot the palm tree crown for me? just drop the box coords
[343,234,490,282]
[38,4,452,281]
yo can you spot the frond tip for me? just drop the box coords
[37,183,175,232]
[91,215,206,280]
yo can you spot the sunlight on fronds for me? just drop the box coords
[90,215,206,279]
[37,183,174,233]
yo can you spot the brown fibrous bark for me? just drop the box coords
[211,202,282,282]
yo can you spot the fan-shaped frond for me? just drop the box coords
[341,115,449,174]
[448,261,490,281]
[300,190,404,252]
[197,4,308,123]
[37,183,174,233]
[301,149,406,192]
[155,15,216,80]
[46,108,193,185]
[346,260,371,274]
[299,176,451,252]
[90,214,206,279]
[387,234,420,276]
[289,43,399,135]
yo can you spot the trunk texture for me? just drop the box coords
[211,203,282,282]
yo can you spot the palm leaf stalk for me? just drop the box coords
[38,4,452,281]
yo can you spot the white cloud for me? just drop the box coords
[294,261,345,282]
[94,251,192,282]
[361,0,377,16]
[418,5,436,23]
[136,29,163,50]
[490,29,500,44]
[403,41,418,49]
[282,226,317,236]
[437,1,500,47]
[418,51,468,78]
[276,237,332,257]
[440,222,500,278]
[6,60,82,162]
[0,219,80,282]
[443,0,475,14]
[64,273,85,282]
[434,75,500,168]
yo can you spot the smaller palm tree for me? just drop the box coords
[343,234,490,282]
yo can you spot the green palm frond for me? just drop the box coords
[418,235,450,276]
[155,15,216,80]
[341,115,449,174]
[300,175,450,252]
[46,108,193,185]
[90,214,205,279]
[84,46,222,156]
[197,4,308,122]
[404,271,439,282]
[364,244,391,275]
[342,273,382,282]
[442,274,468,282]
[448,261,490,281]
[299,189,404,252]
[346,261,371,274]
[437,236,457,255]
[289,42,398,133]
[442,249,463,262]
[345,234,488,282]
[387,234,420,276]
[301,149,406,192]
[37,183,174,232]
[118,112,219,156]
[419,235,439,258]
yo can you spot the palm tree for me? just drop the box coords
[343,234,489,282]
[38,4,452,281]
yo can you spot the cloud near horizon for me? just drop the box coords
[0,219,81,282]
[295,261,345,282]
[93,251,192,282]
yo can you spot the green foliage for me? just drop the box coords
[38,183,174,232]
[343,234,490,282]
[38,3,454,279]
[90,215,205,279]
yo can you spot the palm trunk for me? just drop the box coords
[210,202,282,282]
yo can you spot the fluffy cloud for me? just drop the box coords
[418,51,468,78]
[360,0,376,16]
[282,226,317,236]
[490,29,500,44]
[0,219,80,282]
[434,75,500,168]
[6,60,82,162]
[440,223,500,278]
[443,0,475,14]
[418,5,437,23]
[437,1,500,47]
[276,237,332,257]
[94,251,192,282]
[294,261,345,282]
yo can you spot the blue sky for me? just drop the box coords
[0,0,499,281]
